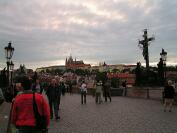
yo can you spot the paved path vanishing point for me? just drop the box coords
[48,94,177,133]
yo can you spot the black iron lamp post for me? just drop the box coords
[9,61,14,71]
[4,41,14,86]
[9,61,14,85]
[160,48,167,84]
[4,42,15,133]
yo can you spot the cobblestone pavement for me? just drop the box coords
[0,102,11,133]
[48,94,177,133]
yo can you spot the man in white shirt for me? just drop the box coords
[80,81,87,104]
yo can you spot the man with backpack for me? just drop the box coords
[11,76,50,133]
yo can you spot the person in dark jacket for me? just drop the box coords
[68,80,73,95]
[46,79,61,120]
[104,80,112,102]
[164,80,175,112]
[11,76,50,133]
[57,79,62,109]
[122,80,127,96]
[60,82,66,96]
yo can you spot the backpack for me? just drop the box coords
[33,93,48,132]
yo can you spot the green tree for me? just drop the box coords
[122,68,130,73]
[46,69,51,73]
[66,68,74,73]
[95,72,107,83]
[0,69,8,88]
[75,69,85,76]
[166,66,177,71]
[111,77,119,88]
[112,69,120,73]
[40,70,45,73]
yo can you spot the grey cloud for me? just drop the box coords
[0,0,177,69]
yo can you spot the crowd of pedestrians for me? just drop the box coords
[1,71,176,133]
[79,79,112,105]
[6,72,113,132]
[8,74,68,133]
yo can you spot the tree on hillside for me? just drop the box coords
[75,69,85,76]
[95,72,107,83]
[0,69,8,88]
[166,66,177,71]
[46,69,51,74]
[66,68,74,73]
[112,69,120,73]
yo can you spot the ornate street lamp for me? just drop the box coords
[4,41,15,86]
[4,41,14,61]
[160,48,167,84]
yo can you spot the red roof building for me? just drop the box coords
[107,73,136,85]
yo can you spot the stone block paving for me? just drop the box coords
[48,94,177,133]
[0,102,11,133]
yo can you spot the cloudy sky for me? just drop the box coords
[0,0,177,70]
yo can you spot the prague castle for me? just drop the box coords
[65,55,91,69]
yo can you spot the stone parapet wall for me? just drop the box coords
[126,87,163,100]
[72,85,165,100]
